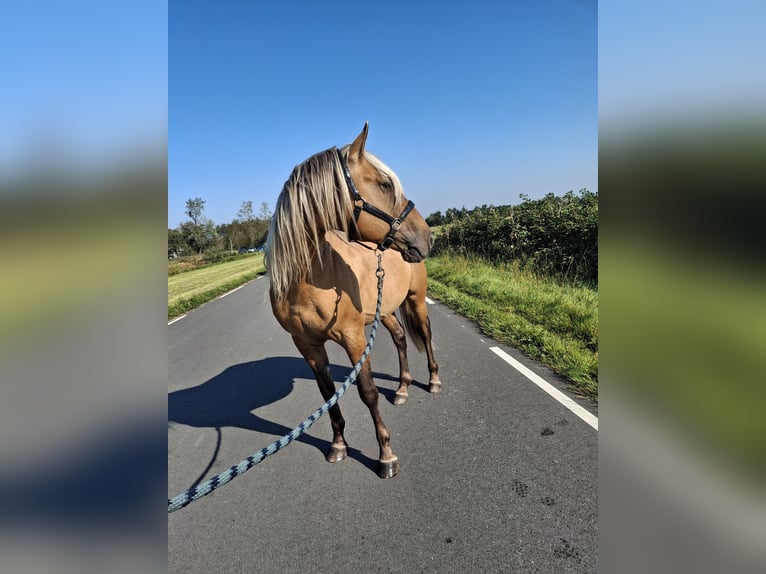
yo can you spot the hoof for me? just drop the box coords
[393,392,408,405]
[428,380,442,394]
[378,457,400,479]
[326,445,347,463]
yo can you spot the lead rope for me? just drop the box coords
[168,254,385,513]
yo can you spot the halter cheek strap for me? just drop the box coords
[336,147,415,251]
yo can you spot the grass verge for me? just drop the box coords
[425,254,598,399]
[168,254,266,319]
[602,238,766,480]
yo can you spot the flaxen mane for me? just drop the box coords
[265,145,403,301]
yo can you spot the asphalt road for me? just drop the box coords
[168,275,598,573]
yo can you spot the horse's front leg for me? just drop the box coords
[292,337,348,463]
[381,314,412,405]
[344,337,400,478]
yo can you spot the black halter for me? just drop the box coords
[336,147,415,251]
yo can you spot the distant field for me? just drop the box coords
[168,254,266,319]
[429,225,445,237]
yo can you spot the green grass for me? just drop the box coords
[602,238,766,480]
[168,254,266,319]
[425,254,598,399]
[168,250,260,275]
[1,219,155,342]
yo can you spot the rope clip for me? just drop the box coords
[375,252,385,278]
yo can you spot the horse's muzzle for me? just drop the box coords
[400,238,429,263]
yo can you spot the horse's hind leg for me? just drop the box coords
[409,297,442,393]
[381,314,412,405]
[344,339,399,478]
[423,316,441,393]
[292,337,348,463]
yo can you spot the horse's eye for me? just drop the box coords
[380,179,393,191]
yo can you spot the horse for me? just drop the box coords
[265,123,441,478]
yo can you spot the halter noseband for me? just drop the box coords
[336,147,415,251]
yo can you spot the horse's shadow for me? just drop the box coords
[168,356,416,482]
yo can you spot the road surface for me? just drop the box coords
[168,275,598,573]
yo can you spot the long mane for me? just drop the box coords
[265,145,403,301]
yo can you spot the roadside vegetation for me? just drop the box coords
[168,250,261,276]
[602,238,764,475]
[168,253,266,319]
[168,198,270,259]
[429,190,597,285]
[601,121,766,481]
[425,190,598,398]
[426,255,597,399]
[168,196,270,319]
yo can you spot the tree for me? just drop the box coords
[185,197,205,226]
[426,211,444,226]
[259,201,271,220]
[168,228,185,257]
[182,197,218,253]
[237,200,254,223]
[235,200,259,248]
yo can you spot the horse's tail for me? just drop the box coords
[398,298,427,353]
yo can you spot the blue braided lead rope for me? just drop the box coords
[168,255,385,513]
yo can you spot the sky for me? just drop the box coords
[2,2,762,229]
[0,1,167,174]
[168,0,598,227]
[599,0,766,136]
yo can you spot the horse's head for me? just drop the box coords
[341,124,431,263]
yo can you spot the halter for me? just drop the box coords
[336,147,415,251]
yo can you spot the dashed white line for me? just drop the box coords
[425,297,435,304]
[217,284,246,299]
[489,346,598,431]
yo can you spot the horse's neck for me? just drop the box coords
[315,230,379,275]
[325,229,377,252]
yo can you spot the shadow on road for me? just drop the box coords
[168,356,416,480]
[0,416,165,540]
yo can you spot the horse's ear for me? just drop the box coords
[349,122,369,159]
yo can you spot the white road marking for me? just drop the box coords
[489,346,598,430]
[425,297,435,305]
[217,284,246,299]
[167,278,259,326]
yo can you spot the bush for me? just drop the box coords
[432,190,598,284]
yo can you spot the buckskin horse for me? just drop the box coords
[265,123,440,478]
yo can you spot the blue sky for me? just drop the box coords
[599,1,765,135]
[0,1,167,173]
[169,0,597,227]
[3,2,762,228]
